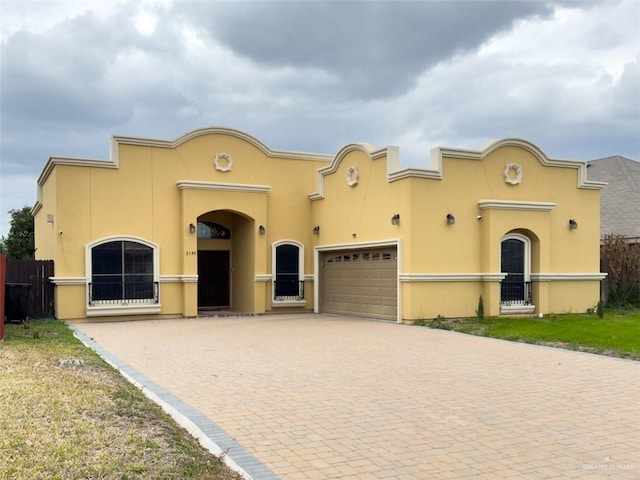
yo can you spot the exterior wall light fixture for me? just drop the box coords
[569,219,578,230]
[259,225,266,235]
[391,214,400,225]
[189,223,196,234]
[446,213,456,225]
[313,225,320,235]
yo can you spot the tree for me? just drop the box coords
[601,233,640,307]
[2,206,35,260]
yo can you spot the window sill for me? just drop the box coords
[272,300,307,308]
[500,304,535,315]
[87,304,162,317]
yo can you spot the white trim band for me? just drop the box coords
[399,273,507,282]
[159,275,199,283]
[531,273,607,281]
[478,200,557,211]
[315,239,400,252]
[50,276,86,285]
[177,181,271,193]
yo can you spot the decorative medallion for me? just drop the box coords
[346,166,360,187]
[214,152,233,172]
[504,163,523,185]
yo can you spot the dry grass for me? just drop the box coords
[0,319,244,480]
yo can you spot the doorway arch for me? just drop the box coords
[196,210,255,313]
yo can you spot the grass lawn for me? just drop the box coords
[418,309,640,361]
[0,319,243,480]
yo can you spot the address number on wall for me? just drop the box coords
[186,250,197,256]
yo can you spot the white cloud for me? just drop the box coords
[0,0,129,40]
[479,2,640,81]
[382,0,640,165]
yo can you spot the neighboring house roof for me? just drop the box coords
[587,155,640,239]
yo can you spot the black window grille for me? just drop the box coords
[274,244,303,300]
[90,241,157,304]
[500,238,532,305]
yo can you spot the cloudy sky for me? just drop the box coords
[1,0,639,238]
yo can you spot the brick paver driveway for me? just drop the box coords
[73,314,639,479]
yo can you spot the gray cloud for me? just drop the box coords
[177,1,556,99]
[0,0,638,237]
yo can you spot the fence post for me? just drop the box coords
[0,254,6,341]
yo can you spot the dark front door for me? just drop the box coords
[197,251,230,309]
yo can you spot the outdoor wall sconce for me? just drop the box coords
[446,213,456,225]
[47,214,54,223]
[189,223,196,234]
[391,213,400,225]
[313,225,320,235]
[569,218,578,230]
[259,225,266,235]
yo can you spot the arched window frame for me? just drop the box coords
[85,236,161,317]
[500,232,534,311]
[271,240,306,306]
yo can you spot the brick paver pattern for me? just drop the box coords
[74,314,639,479]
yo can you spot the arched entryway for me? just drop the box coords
[196,210,255,313]
[500,232,534,313]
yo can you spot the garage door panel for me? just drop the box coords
[320,247,397,321]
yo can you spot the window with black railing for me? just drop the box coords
[500,275,532,306]
[274,243,304,301]
[500,237,533,306]
[90,240,158,305]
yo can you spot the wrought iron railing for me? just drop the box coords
[89,282,159,305]
[274,279,304,301]
[500,279,532,306]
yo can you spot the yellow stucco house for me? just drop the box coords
[33,127,606,322]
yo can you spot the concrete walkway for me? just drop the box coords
[72,314,639,479]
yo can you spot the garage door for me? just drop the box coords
[320,247,397,320]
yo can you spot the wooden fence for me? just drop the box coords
[0,255,5,339]
[5,259,55,319]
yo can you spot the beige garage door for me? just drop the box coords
[320,247,397,320]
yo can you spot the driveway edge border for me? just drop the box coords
[70,324,279,480]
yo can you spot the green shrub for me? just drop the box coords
[476,295,484,321]
[431,315,450,330]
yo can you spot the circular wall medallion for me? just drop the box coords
[346,166,359,187]
[214,152,233,172]
[504,163,523,185]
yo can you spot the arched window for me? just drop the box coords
[500,233,532,306]
[87,238,159,306]
[272,240,305,304]
[197,222,231,239]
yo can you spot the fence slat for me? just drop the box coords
[5,260,55,318]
